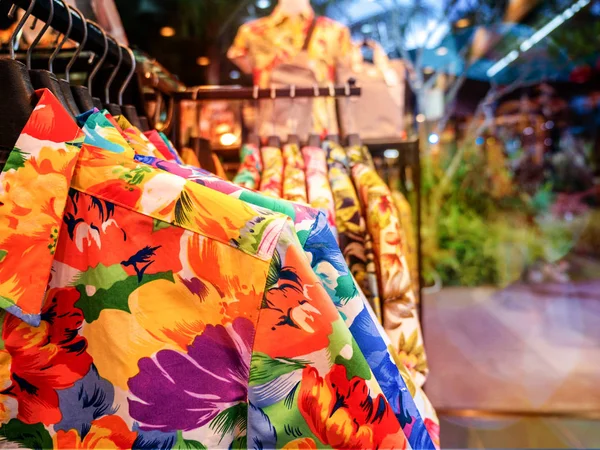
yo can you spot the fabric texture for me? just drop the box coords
[324,140,382,321]
[259,146,284,198]
[0,90,411,449]
[282,143,308,203]
[393,191,420,296]
[347,145,428,386]
[233,142,263,189]
[302,146,337,239]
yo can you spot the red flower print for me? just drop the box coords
[53,415,137,449]
[1,287,92,425]
[57,190,184,274]
[298,365,408,449]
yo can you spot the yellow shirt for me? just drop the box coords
[228,7,352,134]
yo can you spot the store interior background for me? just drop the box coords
[115,0,600,448]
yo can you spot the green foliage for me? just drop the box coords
[421,140,580,288]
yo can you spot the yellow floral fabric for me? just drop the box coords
[259,146,284,198]
[393,191,420,295]
[347,146,428,386]
[282,143,308,203]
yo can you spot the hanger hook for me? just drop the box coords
[270,83,277,137]
[10,0,36,60]
[26,0,54,70]
[118,46,136,105]
[104,35,122,104]
[65,5,87,83]
[289,84,297,136]
[87,20,108,95]
[48,0,72,73]
[328,82,335,98]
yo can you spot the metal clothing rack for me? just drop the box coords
[172,84,361,101]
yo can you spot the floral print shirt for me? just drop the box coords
[233,142,263,189]
[71,107,437,447]
[347,146,429,386]
[325,140,382,322]
[302,146,337,240]
[282,143,308,203]
[0,90,410,449]
[227,7,351,134]
[259,146,284,198]
[134,156,438,450]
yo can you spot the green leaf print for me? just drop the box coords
[0,419,53,450]
[209,403,248,443]
[75,271,174,322]
[152,218,171,232]
[249,353,309,386]
[0,250,7,263]
[173,431,207,450]
[71,263,128,291]
[3,148,28,172]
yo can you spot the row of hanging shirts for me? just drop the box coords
[0,1,439,449]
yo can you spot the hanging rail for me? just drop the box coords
[172,84,361,101]
[6,0,127,69]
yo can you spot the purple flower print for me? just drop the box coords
[128,317,254,432]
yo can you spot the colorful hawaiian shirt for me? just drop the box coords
[302,146,337,240]
[134,156,438,449]
[282,143,308,203]
[227,6,351,134]
[78,108,438,448]
[325,140,382,321]
[0,90,410,449]
[114,114,166,160]
[348,146,429,386]
[144,129,180,161]
[233,142,263,189]
[259,146,284,198]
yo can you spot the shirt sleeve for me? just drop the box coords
[247,220,409,449]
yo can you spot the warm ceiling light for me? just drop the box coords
[220,133,238,147]
[424,67,434,74]
[436,47,448,56]
[196,56,210,66]
[160,26,176,37]
[416,113,426,123]
[456,18,470,28]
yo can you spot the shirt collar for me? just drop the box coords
[270,5,314,26]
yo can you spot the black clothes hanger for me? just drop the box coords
[191,86,217,173]
[26,0,74,117]
[49,0,80,116]
[119,46,143,129]
[68,11,94,113]
[103,36,123,116]
[85,20,108,111]
[0,0,37,171]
